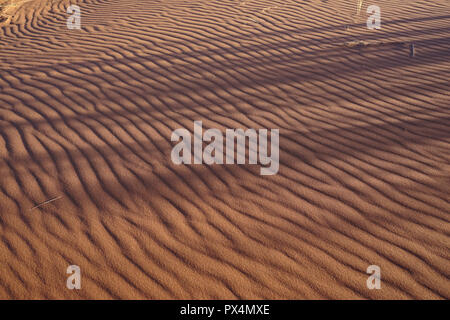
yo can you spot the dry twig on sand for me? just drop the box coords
[356,0,364,16]
[30,196,63,211]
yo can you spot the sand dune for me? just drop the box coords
[0,0,449,299]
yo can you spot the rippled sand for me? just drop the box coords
[0,0,449,299]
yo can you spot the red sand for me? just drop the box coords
[0,0,449,299]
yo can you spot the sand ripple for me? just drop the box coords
[0,0,449,299]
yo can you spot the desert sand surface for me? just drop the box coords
[0,0,449,299]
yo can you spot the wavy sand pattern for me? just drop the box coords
[0,0,449,299]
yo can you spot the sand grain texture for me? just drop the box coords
[0,0,449,299]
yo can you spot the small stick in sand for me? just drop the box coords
[409,43,415,58]
[30,196,63,211]
[356,0,364,16]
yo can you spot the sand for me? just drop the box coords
[0,0,449,299]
